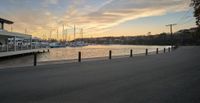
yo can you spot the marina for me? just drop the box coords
[0,18,170,68]
[0,0,199,103]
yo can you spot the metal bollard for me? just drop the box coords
[168,47,171,52]
[164,48,166,53]
[34,52,37,66]
[156,48,159,54]
[146,49,148,56]
[78,52,81,62]
[47,49,50,52]
[130,49,133,57]
[109,50,112,59]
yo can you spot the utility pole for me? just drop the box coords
[166,24,176,47]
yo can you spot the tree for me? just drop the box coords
[191,0,200,27]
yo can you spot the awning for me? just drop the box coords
[0,18,14,24]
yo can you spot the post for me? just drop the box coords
[14,36,16,51]
[20,45,22,51]
[156,48,159,54]
[26,44,28,50]
[1,45,3,52]
[30,37,32,50]
[168,47,171,52]
[34,52,37,66]
[5,38,8,52]
[164,48,166,53]
[0,22,2,29]
[130,49,133,57]
[109,50,112,59]
[48,49,50,52]
[146,49,148,56]
[78,52,81,62]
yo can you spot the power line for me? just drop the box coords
[176,7,193,24]
[178,17,194,26]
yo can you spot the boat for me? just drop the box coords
[49,42,66,48]
[69,41,88,47]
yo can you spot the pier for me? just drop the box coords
[0,18,48,58]
[0,48,48,58]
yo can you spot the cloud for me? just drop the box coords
[0,0,191,38]
[43,0,59,5]
[44,0,189,37]
[59,0,190,30]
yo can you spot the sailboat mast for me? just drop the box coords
[81,28,83,41]
[74,25,76,41]
[66,29,67,42]
[57,29,59,39]
[62,24,65,41]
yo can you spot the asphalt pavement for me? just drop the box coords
[0,46,200,103]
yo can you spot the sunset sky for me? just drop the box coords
[0,0,196,40]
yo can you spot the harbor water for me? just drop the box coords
[0,45,169,68]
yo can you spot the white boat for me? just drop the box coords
[69,41,88,47]
[49,42,65,48]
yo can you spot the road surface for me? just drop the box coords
[0,46,200,103]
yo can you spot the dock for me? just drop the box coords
[0,18,49,59]
[0,48,48,58]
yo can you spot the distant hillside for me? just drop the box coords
[77,27,200,45]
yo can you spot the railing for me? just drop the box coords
[0,45,47,52]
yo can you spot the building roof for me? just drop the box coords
[0,18,14,24]
[0,30,31,38]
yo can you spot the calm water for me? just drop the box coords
[38,45,169,61]
[0,45,169,68]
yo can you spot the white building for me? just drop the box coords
[0,18,32,52]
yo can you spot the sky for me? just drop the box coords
[0,0,196,40]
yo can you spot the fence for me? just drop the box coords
[0,44,47,52]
